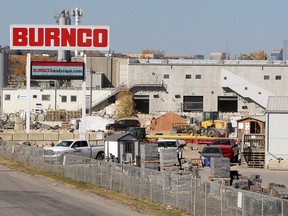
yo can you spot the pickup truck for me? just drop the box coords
[210,138,239,162]
[44,139,105,163]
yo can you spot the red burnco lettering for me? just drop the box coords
[45,28,60,46]
[29,28,44,46]
[61,28,76,47]
[93,29,108,47]
[11,26,108,49]
[13,28,28,46]
[78,29,92,47]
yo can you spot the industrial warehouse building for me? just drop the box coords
[1,53,288,118]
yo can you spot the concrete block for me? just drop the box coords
[141,143,158,160]
[160,148,179,167]
[43,133,59,141]
[59,133,75,140]
[28,133,44,141]
[0,133,13,140]
[13,133,28,141]
[88,132,104,141]
[267,160,288,170]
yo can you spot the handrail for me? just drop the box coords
[74,80,167,111]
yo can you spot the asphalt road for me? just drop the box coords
[0,165,146,216]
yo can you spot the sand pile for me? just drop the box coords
[149,112,188,132]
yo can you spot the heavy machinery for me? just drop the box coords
[186,112,233,137]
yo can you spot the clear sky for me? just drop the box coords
[1,0,288,59]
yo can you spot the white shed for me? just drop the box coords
[266,96,288,169]
[104,133,139,164]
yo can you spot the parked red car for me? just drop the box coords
[210,138,239,162]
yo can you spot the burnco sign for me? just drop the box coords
[10,24,109,50]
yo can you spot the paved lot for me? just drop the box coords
[0,165,146,216]
[183,143,288,189]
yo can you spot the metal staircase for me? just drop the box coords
[76,80,167,112]
[221,69,274,108]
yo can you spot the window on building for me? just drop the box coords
[33,95,37,99]
[61,95,67,102]
[4,94,10,101]
[264,75,270,80]
[195,74,202,79]
[49,81,55,87]
[185,74,191,79]
[124,142,133,153]
[276,75,281,80]
[42,95,50,101]
[163,74,169,79]
[71,95,77,102]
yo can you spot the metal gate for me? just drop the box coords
[240,134,265,168]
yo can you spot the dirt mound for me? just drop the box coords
[149,112,188,133]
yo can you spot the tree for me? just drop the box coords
[113,88,137,120]
[250,50,267,60]
[238,50,267,60]
[140,49,165,59]
[142,49,165,55]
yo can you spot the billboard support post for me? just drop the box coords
[79,54,87,139]
[26,53,31,133]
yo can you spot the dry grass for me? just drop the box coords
[10,55,57,77]
[0,157,192,216]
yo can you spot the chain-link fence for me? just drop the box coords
[1,140,287,216]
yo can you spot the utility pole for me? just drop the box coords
[90,68,93,115]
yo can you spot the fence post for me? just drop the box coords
[242,193,245,216]
[220,185,223,216]
[190,177,193,213]
[194,179,196,215]
[128,165,131,195]
[205,182,207,216]
[150,171,153,202]
[110,164,113,190]
[176,175,179,208]
[101,163,103,187]
[139,170,142,199]
[163,173,166,205]
[119,164,122,191]
[282,200,284,216]
[261,196,264,216]
[0,140,2,156]
[91,164,94,185]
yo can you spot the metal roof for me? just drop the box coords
[266,96,288,112]
[104,133,137,141]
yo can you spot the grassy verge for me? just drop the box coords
[0,157,191,216]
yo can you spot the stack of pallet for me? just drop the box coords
[140,143,159,170]
[209,157,231,186]
[210,157,230,178]
[232,179,249,190]
[248,174,262,192]
[268,183,288,199]
[159,147,180,171]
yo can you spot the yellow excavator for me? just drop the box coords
[186,112,233,137]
